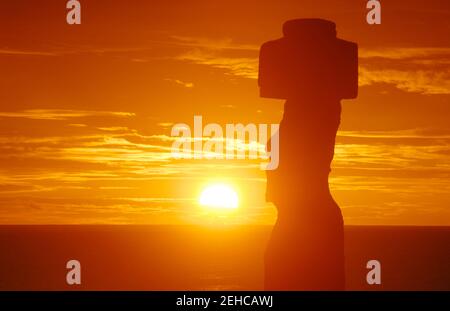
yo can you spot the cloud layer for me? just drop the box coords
[171,37,450,94]
[0,108,449,224]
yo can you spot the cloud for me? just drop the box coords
[164,78,194,88]
[170,36,258,79]
[359,67,450,95]
[4,40,449,94]
[175,49,258,79]
[359,47,450,60]
[338,128,450,139]
[0,46,153,57]
[0,109,135,120]
[359,47,450,94]
[1,124,450,224]
[0,128,267,173]
[97,127,132,132]
[68,123,88,128]
[0,36,257,60]
[158,122,174,128]
[0,49,57,56]
[169,36,259,52]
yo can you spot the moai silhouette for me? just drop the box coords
[259,18,358,290]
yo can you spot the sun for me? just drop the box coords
[199,184,239,209]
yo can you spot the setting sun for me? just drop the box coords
[199,184,239,209]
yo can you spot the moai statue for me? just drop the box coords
[259,18,358,290]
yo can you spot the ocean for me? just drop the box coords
[0,225,448,290]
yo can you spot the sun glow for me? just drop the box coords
[199,184,239,209]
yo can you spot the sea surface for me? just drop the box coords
[0,225,448,290]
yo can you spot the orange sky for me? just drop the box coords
[0,0,449,225]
